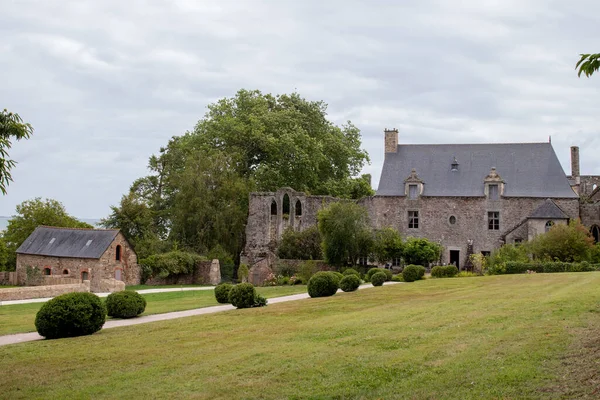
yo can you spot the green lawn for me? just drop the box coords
[125,284,210,290]
[0,285,307,336]
[1,274,599,399]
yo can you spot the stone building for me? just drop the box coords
[242,129,600,270]
[16,226,140,291]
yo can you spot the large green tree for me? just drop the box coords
[0,198,92,270]
[370,227,404,265]
[529,220,594,262]
[402,237,442,266]
[318,202,373,266]
[0,109,33,194]
[576,53,600,77]
[105,90,372,262]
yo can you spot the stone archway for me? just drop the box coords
[591,225,600,244]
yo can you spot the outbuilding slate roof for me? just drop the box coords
[528,199,569,219]
[376,143,578,198]
[16,226,119,259]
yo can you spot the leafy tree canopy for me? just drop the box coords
[529,220,594,262]
[402,237,442,266]
[277,226,323,260]
[370,227,404,265]
[318,201,373,266]
[0,198,91,270]
[0,109,33,194]
[576,53,600,78]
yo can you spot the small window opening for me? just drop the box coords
[357,257,368,266]
[49,238,56,245]
[295,200,302,216]
[408,184,418,199]
[43,267,51,276]
[270,200,277,215]
[282,194,290,215]
[594,184,598,191]
[514,238,523,244]
[116,245,122,261]
[408,211,419,229]
[545,221,555,233]
[488,211,500,230]
[449,216,456,225]
[489,184,499,200]
[81,271,89,280]
[481,251,491,257]
[591,225,600,243]
[86,239,93,246]
[392,258,401,267]
[62,269,69,275]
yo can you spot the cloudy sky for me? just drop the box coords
[1,0,599,219]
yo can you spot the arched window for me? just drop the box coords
[282,194,290,215]
[591,225,600,244]
[62,269,69,275]
[270,200,277,215]
[43,267,51,276]
[116,245,121,261]
[545,221,554,233]
[295,200,302,216]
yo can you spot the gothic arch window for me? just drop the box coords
[116,245,122,261]
[270,200,277,215]
[62,269,69,275]
[545,221,554,233]
[282,194,290,215]
[591,225,600,244]
[295,200,302,216]
[43,267,51,276]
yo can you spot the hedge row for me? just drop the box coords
[490,261,600,275]
[431,265,458,278]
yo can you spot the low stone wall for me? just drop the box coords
[0,282,90,302]
[96,278,126,293]
[145,259,221,286]
[40,276,81,286]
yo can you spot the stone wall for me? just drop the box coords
[0,282,90,302]
[581,203,600,229]
[248,258,332,285]
[15,232,140,292]
[145,259,221,286]
[580,176,600,197]
[0,272,17,285]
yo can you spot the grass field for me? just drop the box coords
[0,285,307,336]
[1,273,599,399]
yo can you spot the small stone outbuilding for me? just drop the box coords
[16,226,140,292]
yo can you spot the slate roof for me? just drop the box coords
[16,226,120,259]
[528,199,569,219]
[377,143,578,198]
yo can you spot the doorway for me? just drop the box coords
[450,250,460,269]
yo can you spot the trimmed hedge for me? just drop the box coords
[229,283,256,309]
[340,275,361,292]
[106,290,146,318]
[489,261,600,275]
[402,265,426,282]
[342,268,360,277]
[431,265,459,278]
[371,271,386,286]
[331,271,344,286]
[366,267,393,282]
[215,283,233,304]
[308,271,339,298]
[35,292,106,339]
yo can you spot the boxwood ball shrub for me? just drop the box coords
[35,292,106,339]
[366,267,382,281]
[106,290,147,318]
[371,271,387,286]
[215,283,234,304]
[340,274,361,292]
[229,283,257,309]
[308,271,339,298]
[342,268,360,277]
[431,265,459,278]
[331,271,344,286]
[402,265,426,283]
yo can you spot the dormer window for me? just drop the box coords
[451,157,459,171]
[404,168,424,199]
[484,167,504,200]
[489,184,499,200]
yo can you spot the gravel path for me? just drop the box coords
[0,282,400,347]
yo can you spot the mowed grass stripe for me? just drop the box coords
[1,273,599,399]
[0,285,308,336]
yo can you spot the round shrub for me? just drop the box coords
[307,271,339,298]
[382,268,393,281]
[254,294,268,307]
[229,283,257,309]
[331,271,344,286]
[431,266,444,278]
[215,283,233,304]
[366,267,382,281]
[371,271,387,286]
[35,292,106,339]
[340,274,361,292]
[444,265,459,277]
[342,268,360,277]
[402,265,426,282]
[431,265,459,278]
[106,290,146,318]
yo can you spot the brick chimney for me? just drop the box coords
[385,128,398,154]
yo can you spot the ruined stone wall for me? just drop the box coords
[581,203,600,229]
[145,260,220,286]
[15,232,140,292]
[242,188,339,266]
[360,196,580,269]
[580,176,600,197]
